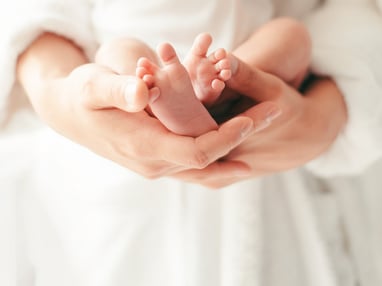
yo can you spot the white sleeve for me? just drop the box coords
[302,0,382,177]
[0,0,97,122]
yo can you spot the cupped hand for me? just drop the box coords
[90,38,285,178]
[18,33,280,179]
[28,64,260,179]
[173,60,347,188]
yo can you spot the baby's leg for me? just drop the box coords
[183,33,232,105]
[136,43,218,137]
[233,17,311,88]
[96,37,158,75]
[95,38,159,109]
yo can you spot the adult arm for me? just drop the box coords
[0,0,276,178]
[302,0,382,176]
[173,65,347,188]
[17,30,274,178]
[174,0,382,187]
[0,0,96,120]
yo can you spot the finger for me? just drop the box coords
[172,160,252,189]
[186,102,282,168]
[227,54,284,102]
[240,101,283,132]
[155,116,255,169]
[114,100,280,169]
[79,65,150,112]
[110,115,254,171]
[98,75,149,112]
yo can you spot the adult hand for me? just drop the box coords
[93,37,285,177]
[17,33,280,178]
[173,60,347,188]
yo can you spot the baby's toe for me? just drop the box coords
[219,69,232,81]
[190,33,212,57]
[209,48,227,63]
[136,66,149,78]
[216,58,230,70]
[211,79,225,92]
[137,57,159,73]
[142,74,155,88]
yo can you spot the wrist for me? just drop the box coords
[17,32,88,95]
[304,77,348,153]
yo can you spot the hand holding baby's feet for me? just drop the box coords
[184,33,232,105]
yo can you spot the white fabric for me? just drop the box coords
[0,0,96,123]
[1,0,382,285]
[0,0,381,175]
[303,0,382,176]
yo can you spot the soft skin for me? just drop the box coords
[17,32,281,180]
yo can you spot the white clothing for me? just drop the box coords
[1,0,382,285]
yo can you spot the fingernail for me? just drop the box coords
[124,78,138,108]
[240,122,254,138]
[267,108,282,121]
[254,108,282,132]
[254,119,271,133]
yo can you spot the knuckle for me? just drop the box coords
[125,142,148,161]
[80,72,100,106]
[138,165,164,179]
[189,148,210,169]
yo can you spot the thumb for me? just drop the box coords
[95,74,150,112]
[77,65,150,112]
[227,54,283,102]
[119,76,150,112]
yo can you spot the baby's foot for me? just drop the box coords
[184,33,232,105]
[136,42,217,137]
